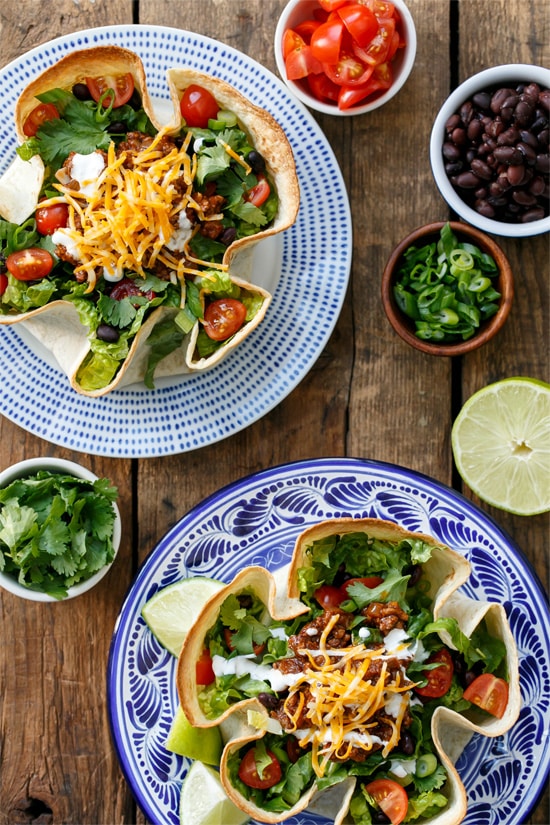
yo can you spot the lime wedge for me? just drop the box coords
[451,377,550,515]
[179,761,249,825]
[141,576,225,656]
[166,705,222,766]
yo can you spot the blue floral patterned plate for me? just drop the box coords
[107,457,550,825]
[0,25,351,458]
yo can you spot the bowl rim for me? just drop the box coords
[429,63,550,238]
[381,220,514,356]
[274,0,417,116]
[0,457,121,602]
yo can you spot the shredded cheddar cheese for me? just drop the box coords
[282,613,415,778]
[42,127,232,292]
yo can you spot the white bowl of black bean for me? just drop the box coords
[430,64,550,238]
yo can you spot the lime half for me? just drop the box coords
[141,576,225,656]
[179,761,249,825]
[452,377,550,516]
[165,704,222,766]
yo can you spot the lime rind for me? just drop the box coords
[141,576,225,657]
[452,377,550,516]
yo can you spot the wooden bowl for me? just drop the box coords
[381,221,514,356]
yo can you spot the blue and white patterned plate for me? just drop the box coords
[0,25,351,458]
[107,457,550,825]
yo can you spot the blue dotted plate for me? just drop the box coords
[107,457,550,825]
[0,25,351,457]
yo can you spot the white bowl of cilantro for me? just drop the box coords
[0,458,121,601]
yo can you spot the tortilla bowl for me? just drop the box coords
[177,517,520,825]
[0,46,299,394]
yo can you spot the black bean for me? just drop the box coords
[247,150,266,174]
[493,145,523,164]
[535,153,550,173]
[472,91,491,110]
[506,164,526,186]
[72,82,91,100]
[96,324,120,343]
[513,190,537,206]
[219,227,237,246]
[454,171,481,188]
[470,158,493,180]
[443,142,461,162]
[106,121,127,134]
[521,207,546,222]
[257,692,278,709]
[399,731,415,755]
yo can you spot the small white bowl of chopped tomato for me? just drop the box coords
[0,457,121,601]
[275,0,416,115]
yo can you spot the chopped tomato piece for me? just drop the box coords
[244,175,271,207]
[285,43,323,80]
[283,28,306,60]
[310,18,345,64]
[337,3,379,48]
[342,576,384,596]
[0,273,8,296]
[307,71,341,102]
[353,18,396,65]
[463,674,509,719]
[318,0,348,10]
[294,19,321,43]
[23,102,60,137]
[195,649,216,685]
[415,648,454,698]
[364,779,408,825]
[324,51,374,86]
[85,72,134,108]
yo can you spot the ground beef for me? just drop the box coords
[118,131,178,166]
[362,601,409,634]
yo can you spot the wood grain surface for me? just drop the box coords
[0,1,548,823]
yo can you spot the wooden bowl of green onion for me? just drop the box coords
[381,221,514,356]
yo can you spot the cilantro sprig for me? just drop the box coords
[0,470,118,599]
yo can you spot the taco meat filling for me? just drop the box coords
[270,608,416,777]
[50,128,230,288]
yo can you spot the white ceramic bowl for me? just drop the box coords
[274,0,417,116]
[0,457,121,602]
[430,64,550,238]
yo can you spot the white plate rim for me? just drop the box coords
[0,24,352,458]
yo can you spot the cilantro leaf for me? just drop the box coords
[35,96,112,169]
[0,471,118,599]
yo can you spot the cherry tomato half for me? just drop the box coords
[85,72,135,108]
[308,72,341,102]
[35,203,69,235]
[318,0,348,10]
[109,278,155,305]
[314,584,344,609]
[285,43,323,80]
[323,50,374,86]
[195,649,216,685]
[244,175,271,207]
[0,272,8,296]
[6,248,54,281]
[283,28,306,60]
[23,103,60,137]
[179,84,219,128]
[337,3,379,49]
[310,18,345,64]
[415,648,454,698]
[203,298,247,342]
[364,779,408,825]
[238,747,282,789]
[463,673,509,719]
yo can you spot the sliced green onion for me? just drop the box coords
[393,223,501,344]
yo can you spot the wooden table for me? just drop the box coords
[0,1,548,823]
